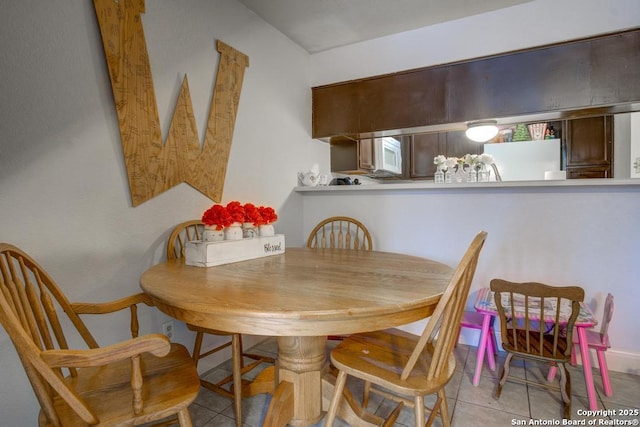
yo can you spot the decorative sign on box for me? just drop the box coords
[185,235,285,267]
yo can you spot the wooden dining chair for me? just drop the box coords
[307,216,373,341]
[572,293,614,396]
[167,220,275,426]
[306,216,372,251]
[325,231,487,427]
[491,279,584,419]
[0,243,200,426]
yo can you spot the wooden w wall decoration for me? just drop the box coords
[93,0,249,206]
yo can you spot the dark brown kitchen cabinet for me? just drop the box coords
[410,133,442,178]
[358,138,375,170]
[566,166,611,179]
[312,30,640,140]
[410,131,482,178]
[565,116,613,178]
[313,66,448,138]
[447,42,591,123]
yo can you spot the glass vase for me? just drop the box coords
[203,225,224,242]
[259,223,275,237]
[444,170,453,184]
[242,222,258,239]
[224,222,243,241]
[478,164,490,182]
[434,170,445,184]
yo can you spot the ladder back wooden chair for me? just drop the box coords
[491,279,585,419]
[167,220,275,427]
[0,243,200,427]
[307,216,373,341]
[325,231,487,427]
[306,216,372,251]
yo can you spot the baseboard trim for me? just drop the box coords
[573,347,640,376]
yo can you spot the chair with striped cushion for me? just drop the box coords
[491,279,584,419]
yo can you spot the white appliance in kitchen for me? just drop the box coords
[483,139,562,181]
[374,136,402,176]
[329,135,403,178]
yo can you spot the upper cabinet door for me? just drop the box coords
[565,116,613,178]
[410,133,442,178]
[312,66,448,138]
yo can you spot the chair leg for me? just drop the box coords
[495,352,513,399]
[426,395,440,427]
[177,407,193,427]
[437,389,451,427]
[325,370,348,426]
[382,401,404,427]
[597,349,613,396]
[484,329,496,371]
[489,326,499,356]
[237,334,245,369]
[362,380,371,409]
[192,331,204,363]
[414,395,425,427]
[558,363,572,419]
[571,343,578,366]
[231,334,243,427]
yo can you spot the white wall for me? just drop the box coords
[0,0,327,424]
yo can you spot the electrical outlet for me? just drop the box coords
[162,320,174,340]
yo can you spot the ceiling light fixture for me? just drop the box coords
[465,120,499,142]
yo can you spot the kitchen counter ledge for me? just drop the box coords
[295,178,640,192]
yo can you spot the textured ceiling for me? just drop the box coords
[236,0,534,53]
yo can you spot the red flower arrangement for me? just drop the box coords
[258,206,278,224]
[202,201,278,229]
[243,203,263,226]
[225,201,245,224]
[201,204,232,230]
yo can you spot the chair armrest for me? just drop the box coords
[71,292,155,338]
[41,333,170,368]
[70,292,153,315]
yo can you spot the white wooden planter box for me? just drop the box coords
[185,235,285,267]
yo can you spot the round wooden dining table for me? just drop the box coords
[140,247,453,427]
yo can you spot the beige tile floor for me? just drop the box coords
[176,337,639,427]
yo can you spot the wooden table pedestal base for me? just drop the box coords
[263,336,382,427]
